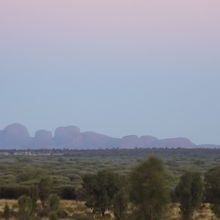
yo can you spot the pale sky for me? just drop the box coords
[0,0,220,144]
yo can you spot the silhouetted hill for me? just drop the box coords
[33,129,54,148]
[81,132,120,149]
[0,123,218,149]
[0,123,31,149]
[54,126,82,148]
[151,137,195,148]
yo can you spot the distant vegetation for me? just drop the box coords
[0,148,220,219]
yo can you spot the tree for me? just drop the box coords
[175,172,203,220]
[59,186,76,200]
[3,203,10,220]
[205,166,220,217]
[82,170,120,216]
[113,189,128,220]
[130,156,170,220]
[18,195,33,220]
[38,177,52,208]
[49,194,60,211]
[29,185,39,215]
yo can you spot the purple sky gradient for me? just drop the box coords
[0,0,220,144]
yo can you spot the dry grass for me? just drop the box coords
[0,200,219,220]
[168,203,219,220]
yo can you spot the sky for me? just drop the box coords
[0,0,220,144]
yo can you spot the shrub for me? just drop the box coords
[130,157,170,220]
[3,203,10,220]
[175,172,203,220]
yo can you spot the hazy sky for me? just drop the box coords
[0,0,220,144]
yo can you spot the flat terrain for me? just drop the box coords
[0,148,220,189]
[0,149,220,219]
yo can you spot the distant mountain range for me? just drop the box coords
[0,123,218,149]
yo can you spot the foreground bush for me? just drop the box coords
[175,172,203,220]
[82,170,121,216]
[130,156,170,220]
[18,195,33,220]
[205,166,220,218]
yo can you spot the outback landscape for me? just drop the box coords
[0,148,220,219]
[1,0,220,219]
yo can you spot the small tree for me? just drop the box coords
[130,156,170,220]
[3,203,10,220]
[49,194,60,211]
[82,170,120,216]
[205,166,220,217]
[113,189,128,220]
[175,172,203,220]
[38,177,52,208]
[18,195,33,220]
[29,185,39,214]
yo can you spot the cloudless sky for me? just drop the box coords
[0,0,220,144]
